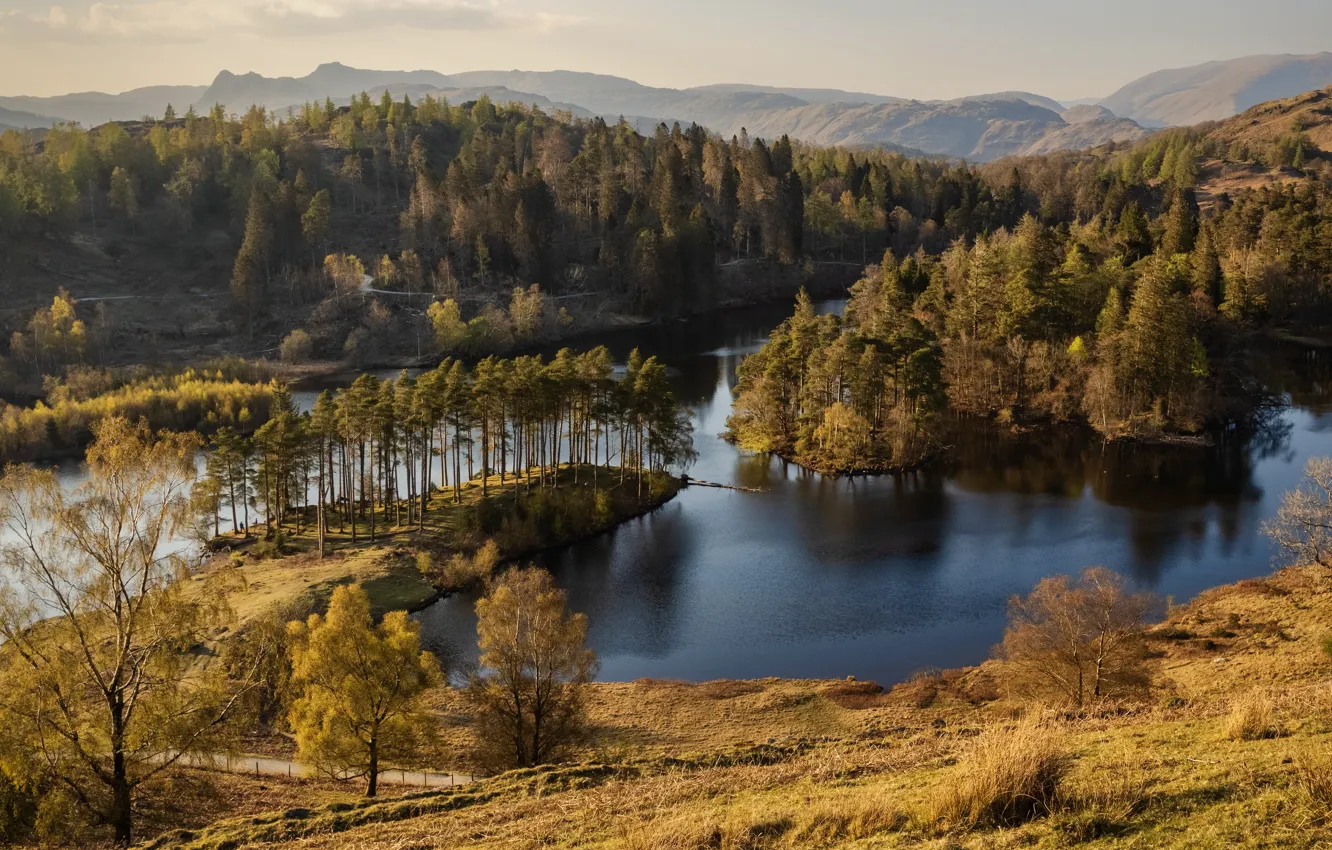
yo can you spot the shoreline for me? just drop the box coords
[727,412,1232,479]
[273,274,855,387]
[213,468,687,629]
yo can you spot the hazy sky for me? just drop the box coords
[2,0,1331,99]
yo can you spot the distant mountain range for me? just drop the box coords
[1100,52,1332,127]
[6,52,1332,159]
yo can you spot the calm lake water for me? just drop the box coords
[21,300,1327,686]
[414,300,1332,685]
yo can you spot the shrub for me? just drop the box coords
[415,550,433,578]
[929,722,1069,829]
[1225,689,1282,741]
[279,329,313,364]
[249,529,290,560]
[0,370,276,463]
[440,539,501,589]
[999,566,1158,707]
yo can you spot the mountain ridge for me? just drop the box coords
[14,53,1332,161]
[1100,51,1332,127]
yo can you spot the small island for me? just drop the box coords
[726,285,946,475]
[731,196,1276,477]
[193,346,695,618]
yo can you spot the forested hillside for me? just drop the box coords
[728,112,1332,469]
[3,86,1332,413]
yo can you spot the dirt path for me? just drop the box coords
[179,752,474,788]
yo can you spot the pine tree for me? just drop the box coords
[231,180,276,334]
[1192,222,1223,307]
[302,189,331,260]
[1159,188,1199,258]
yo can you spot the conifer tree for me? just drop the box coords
[231,180,276,335]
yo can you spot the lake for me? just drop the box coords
[414,300,1332,685]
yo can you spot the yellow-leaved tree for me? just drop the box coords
[286,584,441,796]
[0,417,242,846]
[466,568,597,771]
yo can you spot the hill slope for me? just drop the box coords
[1102,52,1332,127]
[1205,84,1332,153]
[0,104,60,131]
[713,98,1148,160]
[137,562,1332,850]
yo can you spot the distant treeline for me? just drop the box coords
[0,366,277,463]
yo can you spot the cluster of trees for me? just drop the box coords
[194,346,694,551]
[0,417,599,844]
[0,364,275,463]
[7,92,1332,374]
[6,291,101,380]
[726,287,945,472]
[735,161,1315,457]
[919,201,1230,437]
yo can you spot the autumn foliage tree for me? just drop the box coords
[286,584,440,796]
[466,568,597,771]
[0,417,244,845]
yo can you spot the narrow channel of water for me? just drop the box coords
[414,301,1332,685]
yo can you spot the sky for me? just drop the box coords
[2,0,1332,99]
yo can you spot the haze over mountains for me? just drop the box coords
[7,52,1332,160]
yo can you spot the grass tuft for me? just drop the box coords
[1225,689,1283,741]
[1292,749,1332,827]
[928,721,1069,830]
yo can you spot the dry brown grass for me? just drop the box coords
[927,720,1069,829]
[1292,748,1332,828]
[147,563,1332,850]
[204,546,436,631]
[817,678,887,709]
[617,787,905,850]
[1224,689,1283,741]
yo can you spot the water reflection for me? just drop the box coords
[415,304,1332,684]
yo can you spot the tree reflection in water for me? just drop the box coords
[414,306,1331,684]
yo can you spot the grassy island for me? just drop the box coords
[211,464,683,628]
